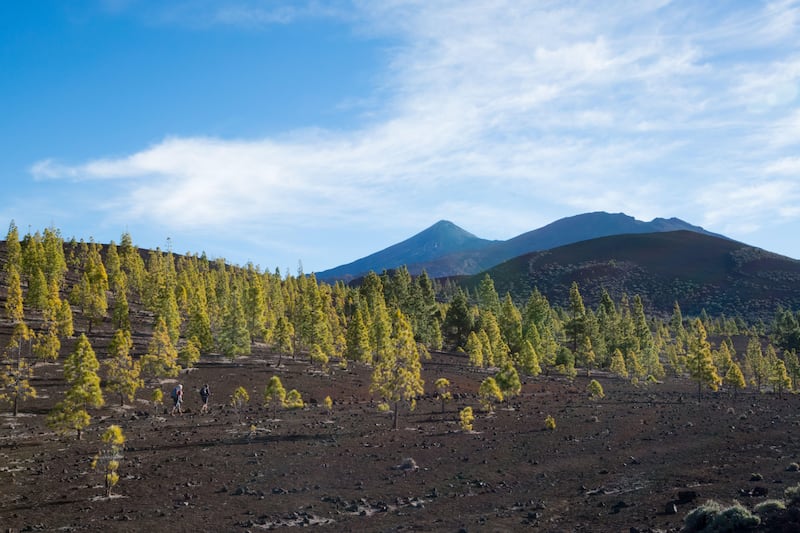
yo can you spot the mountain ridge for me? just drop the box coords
[315,211,725,281]
[464,229,800,319]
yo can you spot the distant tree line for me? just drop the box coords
[1,221,799,435]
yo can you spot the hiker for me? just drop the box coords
[199,383,210,414]
[171,384,184,416]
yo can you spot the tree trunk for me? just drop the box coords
[13,394,19,417]
[393,401,399,430]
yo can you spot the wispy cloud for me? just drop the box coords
[32,0,800,264]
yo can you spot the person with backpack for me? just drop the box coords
[199,383,210,414]
[171,384,183,416]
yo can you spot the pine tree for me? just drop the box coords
[218,290,251,359]
[344,308,370,363]
[140,317,180,378]
[104,330,143,405]
[0,359,36,416]
[465,330,484,367]
[495,362,521,407]
[686,318,721,402]
[770,358,792,398]
[111,273,131,333]
[476,274,500,315]
[273,315,295,368]
[566,282,586,354]
[724,360,746,397]
[478,376,503,413]
[609,348,629,378]
[518,339,541,376]
[264,376,286,417]
[498,293,523,354]
[48,334,104,439]
[481,310,509,367]
[442,289,473,349]
[4,220,22,274]
[434,377,452,413]
[370,310,425,429]
[745,337,769,391]
[633,295,663,378]
[178,338,201,369]
[91,425,125,498]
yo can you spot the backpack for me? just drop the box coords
[171,387,179,401]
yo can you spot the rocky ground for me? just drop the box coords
[3,347,800,532]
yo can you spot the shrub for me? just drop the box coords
[753,499,786,515]
[785,483,800,505]
[377,402,391,413]
[544,415,556,430]
[587,379,604,400]
[683,500,760,532]
[323,395,333,411]
[459,406,474,432]
[285,389,304,409]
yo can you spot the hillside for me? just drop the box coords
[464,230,800,319]
[316,212,723,281]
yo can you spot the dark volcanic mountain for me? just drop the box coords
[315,220,497,282]
[464,230,800,320]
[316,212,723,281]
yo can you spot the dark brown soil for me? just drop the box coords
[3,347,800,532]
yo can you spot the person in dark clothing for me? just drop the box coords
[199,383,210,414]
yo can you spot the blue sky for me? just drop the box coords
[2,1,800,272]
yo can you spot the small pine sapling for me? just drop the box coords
[587,379,605,400]
[230,386,250,423]
[263,376,286,417]
[285,389,304,409]
[459,406,474,432]
[544,414,556,430]
[151,389,163,413]
[323,395,333,412]
[91,425,125,498]
[434,378,452,413]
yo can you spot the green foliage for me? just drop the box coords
[753,499,785,516]
[686,319,721,401]
[92,425,125,497]
[785,483,800,505]
[434,377,451,413]
[587,379,605,400]
[104,330,143,406]
[683,500,759,532]
[178,338,202,369]
[140,317,180,378]
[370,310,425,429]
[230,386,250,422]
[495,362,521,404]
[478,377,503,413]
[544,414,556,430]
[459,406,474,432]
[285,389,304,409]
[49,334,104,439]
[323,395,333,411]
[465,331,484,367]
[0,359,37,416]
[609,348,629,378]
[263,376,286,415]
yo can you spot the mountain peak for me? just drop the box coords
[314,220,495,281]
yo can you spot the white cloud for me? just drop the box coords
[30,0,800,266]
